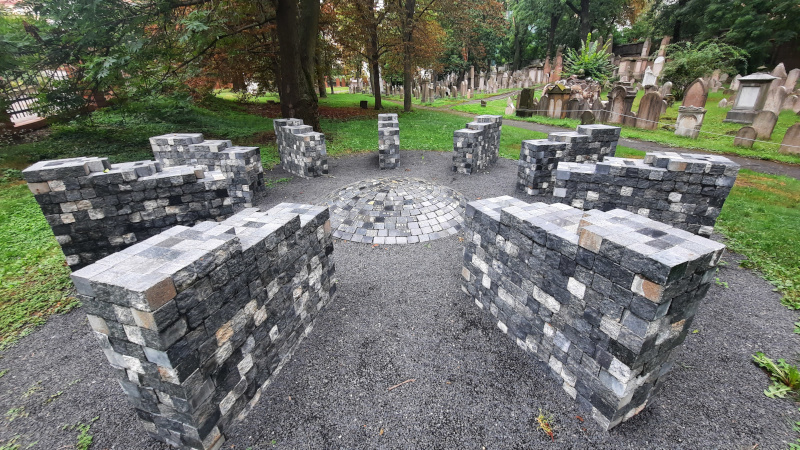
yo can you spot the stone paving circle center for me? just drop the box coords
[326,177,467,244]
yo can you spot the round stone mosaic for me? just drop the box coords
[326,177,467,244]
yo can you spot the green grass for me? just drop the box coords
[454,91,800,165]
[716,169,800,308]
[0,180,78,348]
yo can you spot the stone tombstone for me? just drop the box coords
[752,110,778,140]
[674,106,705,139]
[730,74,742,91]
[480,100,487,107]
[718,98,728,108]
[733,127,756,148]
[660,81,673,98]
[537,94,550,116]
[580,110,595,125]
[770,63,788,92]
[763,86,788,115]
[779,123,800,155]
[725,72,777,124]
[682,78,708,108]
[784,95,798,111]
[606,85,635,124]
[505,97,516,115]
[516,88,536,110]
[635,92,663,130]
[785,68,800,91]
[546,84,571,118]
[642,66,657,87]
[567,98,582,119]
[652,56,666,78]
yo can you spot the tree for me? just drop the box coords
[563,33,613,81]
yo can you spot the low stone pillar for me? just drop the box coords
[674,106,706,139]
[273,118,329,178]
[462,196,725,430]
[553,151,739,237]
[517,125,620,196]
[452,115,503,174]
[378,113,400,169]
[149,133,266,210]
[71,203,336,449]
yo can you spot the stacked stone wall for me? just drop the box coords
[378,113,400,169]
[150,133,266,209]
[461,196,725,429]
[452,115,502,174]
[517,124,620,196]
[71,203,336,449]
[273,119,329,177]
[553,151,739,236]
[23,157,233,270]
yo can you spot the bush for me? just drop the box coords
[563,33,614,82]
[661,40,748,99]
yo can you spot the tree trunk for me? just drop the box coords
[275,0,320,130]
[546,12,559,60]
[367,2,382,111]
[316,45,327,98]
[580,0,590,43]
[402,0,416,112]
[673,0,688,42]
[512,18,522,71]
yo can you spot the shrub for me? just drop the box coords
[563,33,614,82]
[661,40,748,99]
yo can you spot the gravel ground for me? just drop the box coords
[1,150,798,449]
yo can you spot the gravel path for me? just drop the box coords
[0,151,798,449]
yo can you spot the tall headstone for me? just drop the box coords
[682,78,708,108]
[785,68,800,91]
[730,74,742,91]
[770,63,788,92]
[752,110,778,140]
[606,85,636,125]
[763,86,788,115]
[652,56,666,79]
[733,127,757,148]
[642,66,657,87]
[470,66,475,90]
[779,123,800,155]
[505,97,516,116]
[660,81,673,97]
[635,92,663,130]
[725,73,777,124]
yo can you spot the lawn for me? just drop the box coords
[453,90,800,165]
[0,94,797,348]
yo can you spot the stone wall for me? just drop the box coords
[273,119,329,178]
[70,203,336,450]
[517,125,620,196]
[461,196,725,430]
[149,133,265,209]
[452,115,503,174]
[378,113,400,169]
[23,157,233,270]
[553,151,739,237]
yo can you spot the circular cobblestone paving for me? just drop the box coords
[326,177,467,244]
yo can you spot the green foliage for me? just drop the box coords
[752,352,800,399]
[563,33,614,82]
[661,40,749,99]
[62,416,98,450]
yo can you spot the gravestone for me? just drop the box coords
[505,97,516,115]
[480,100,487,107]
[783,95,798,112]
[606,86,636,125]
[652,56,666,78]
[546,84,571,118]
[537,94,549,116]
[567,98,582,119]
[642,66,657,87]
[733,127,757,148]
[360,100,368,109]
[763,86,788,114]
[580,110,595,125]
[718,98,728,108]
[635,92,663,130]
[730,74,742,91]
[660,81,673,97]
[779,123,800,155]
[752,110,778,140]
[683,78,708,108]
[785,68,800,91]
[674,107,705,139]
[770,63,788,92]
